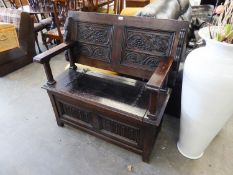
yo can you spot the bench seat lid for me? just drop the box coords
[44,68,150,122]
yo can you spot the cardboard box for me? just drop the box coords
[0,23,20,52]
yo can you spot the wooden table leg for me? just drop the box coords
[115,0,124,14]
[119,0,124,13]
[86,0,96,11]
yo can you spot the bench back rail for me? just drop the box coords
[65,12,189,81]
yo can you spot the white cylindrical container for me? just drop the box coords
[177,27,233,159]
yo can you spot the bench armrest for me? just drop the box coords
[33,41,75,85]
[146,57,173,91]
[33,41,75,64]
[145,57,173,120]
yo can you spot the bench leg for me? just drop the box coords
[142,152,150,162]
[56,119,64,127]
[47,92,64,127]
[142,125,158,162]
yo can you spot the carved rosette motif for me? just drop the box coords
[123,51,160,69]
[76,22,113,62]
[78,25,109,45]
[126,31,172,55]
[80,44,110,60]
[121,27,174,70]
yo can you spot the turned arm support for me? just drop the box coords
[33,42,75,64]
[145,57,173,120]
[33,41,76,85]
[146,57,173,91]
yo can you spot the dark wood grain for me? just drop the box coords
[146,57,173,91]
[34,42,75,63]
[126,0,150,7]
[34,12,189,162]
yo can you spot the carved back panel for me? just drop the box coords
[65,12,189,80]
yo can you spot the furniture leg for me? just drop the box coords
[35,33,42,53]
[113,0,117,14]
[119,0,123,13]
[42,34,49,50]
[87,0,96,11]
[142,125,155,162]
[106,0,110,13]
[47,93,64,127]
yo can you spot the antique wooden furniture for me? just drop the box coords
[81,0,114,13]
[0,8,35,76]
[34,12,189,162]
[126,0,149,7]
[95,0,113,13]
[42,0,80,49]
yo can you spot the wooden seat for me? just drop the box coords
[44,27,65,39]
[34,12,189,162]
[45,69,150,118]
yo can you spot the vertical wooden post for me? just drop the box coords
[142,125,154,162]
[67,49,77,70]
[43,62,56,85]
[1,0,7,8]
[19,0,23,7]
[47,92,64,127]
[147,91,159,120]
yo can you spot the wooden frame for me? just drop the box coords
[34,12,189,162]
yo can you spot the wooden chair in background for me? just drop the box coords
[94,0,114,13]
[80,0,115,13]
[42,0,79,49]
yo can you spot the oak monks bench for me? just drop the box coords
[34,11,189,162]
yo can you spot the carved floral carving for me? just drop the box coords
[75,22,113,62]
[80,44,110,62]
[121,28,174,69]
[123,51,161,69]
[77,23,111,45]
[125,29,173,56]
